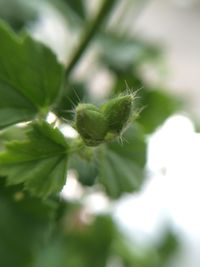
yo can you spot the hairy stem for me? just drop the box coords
[65,0,119,78]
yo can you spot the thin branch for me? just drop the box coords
[65,0,119,78]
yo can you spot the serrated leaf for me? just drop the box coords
[0,21,64,129]
[98,123,146,198]
[0,121,69,198]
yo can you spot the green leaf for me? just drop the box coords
[0,21,64,129]
[63,0,85,20]
[0,125,26,142]
[99,32,160,73]
[69,153,98,186]
[98,123,146,198]
[0,180,56,267]
[32,212,116,267]
[0,0,37,31]
[156,228,180,263]
[0,121,69,198]
[138,89,181,133]
[0,125,26,151]
[47,0,86,24]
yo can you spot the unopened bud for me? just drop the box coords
[101,95,133,135]
[75,104,108,146]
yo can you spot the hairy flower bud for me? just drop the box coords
[101,95,133,136]
[75,103,108,146]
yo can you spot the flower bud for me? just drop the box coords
[75,103,108,146]
[101,95,133,135]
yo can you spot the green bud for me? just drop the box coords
[101,95,133,135]
[75,103,108,146]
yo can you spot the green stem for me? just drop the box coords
[68,137,95,160]
[68,137,85,155]
[65,0,119,78]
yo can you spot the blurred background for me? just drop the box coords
[0,0,200,266]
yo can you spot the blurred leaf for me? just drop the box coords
[63,0,85,20]
[138,89,181,133]
[112,72,144,95]
[0,21,64,129]
[69,153,98,186]
[156,228,180,263]
[0,121,69,198]
[0,126,26,143]
[115,228,179,267]
[98,123,146,198]
[99,32,160,73]
[54,82,88,121]
[33,213,116,267]
[46,0,86,26]
[0,0,37,31]
[112,234,151,267]
[0,126,27,151]
[0,180,56,267]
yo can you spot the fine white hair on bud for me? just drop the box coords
[74,92,136,146]
[75,103,108,146]
[101,94,134,135]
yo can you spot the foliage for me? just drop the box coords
[0,21,64,128]
[0,0,181,266]
[0,179,56,267]
[0,121,69,198]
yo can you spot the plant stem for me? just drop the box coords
[65,0,119,78]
